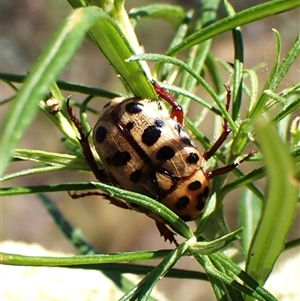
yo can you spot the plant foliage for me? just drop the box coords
[1,0,299,300]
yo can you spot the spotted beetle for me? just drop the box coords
[67,81,254,245]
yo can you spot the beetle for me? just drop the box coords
[66,81,254,245]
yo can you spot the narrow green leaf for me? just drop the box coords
[129,53,237,131]
[178,40,212,112]
[176,0,220,110]
[284,238,300,251]
[271,91,300,125]
[0,73,121,98]
[0,8,102,176]
[195,254,275,301]
[1,166,64,182]
[244,69,259,113]
[84,8,155,97]
[273,32,300,89]
[129,4,186,29]
[12,149,89,170]
[69,0,156,96]
[92,181,194,239]
[232,60,244,120]
[246,119,298,285]
[220,166,265,201]
[224,0,244,121]
[249,30,281,119]
[120,240,191,301]
[157,10,193,81]
[166,0,300,57]
[0,248,171,267]
[0,183,96,196]
[0,247,208,281]
[229,120,253,161]
[38,193,139,296]
[1,8,103,176]
[211,252,278,301]
[0,6,154,177]
[190,228,242,255]
[238,189,262,255]
[290,116,300,147]
[205,54,224,94]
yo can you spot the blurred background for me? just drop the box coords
[1,1,299,300]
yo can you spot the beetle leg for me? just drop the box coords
[152,80,184,125]
[202,85,257,178]
[203,85,232,160]
[155,220,179,246]
[66,97,111,183]
[206,150,257,179]
[68,191,129,209]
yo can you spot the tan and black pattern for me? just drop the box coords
[92,96,210,222]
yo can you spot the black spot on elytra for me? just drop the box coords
[203,186,210,197]
[188,180,202,191]
[181,135,193,146]
[105,157,113,166]
[186,152,199,164]
[196,193,205,211]
[129,169,142,183]
[156,146,175,161]
[181,215,191,222]
[176,124,193,146]
[125,102,144,114]
[131,203,142,209]
[103,101,111,109]
[175,196,190,210]
[111,150,131,167]
[142,125,161,146]
[95,126,107,143]
[125,121,134,131]
[155,118,165,128]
